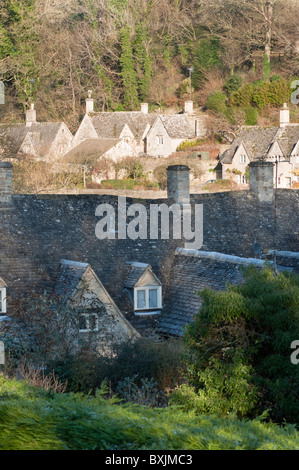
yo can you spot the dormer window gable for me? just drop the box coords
[124,263,162,316]
[0,278,7,315]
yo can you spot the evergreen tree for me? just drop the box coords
[134,26,152,101]
[119,27,139,110]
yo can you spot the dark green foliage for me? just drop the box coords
[134,26,152,101]
[223,74,242,96]
[48,338,183,395]
[192,38,222,89]
[119,27,139,109]
[179,268,299,424]
[206,90,227,114]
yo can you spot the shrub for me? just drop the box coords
[116,375,167,407]
[114,158,146,180]
[243,106,258,125]
[223,74,242,96]
[181,267,299,424]
[206,90,227,114]
[230,83,255,107]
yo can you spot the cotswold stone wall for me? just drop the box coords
[0,190,298,305]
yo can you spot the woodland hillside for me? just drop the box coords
[1,0,299,133]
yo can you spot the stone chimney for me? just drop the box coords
[0,162,13,206]
[167,165,190,205]
[184,100,194,115]
[86,90,94,114]
[280,103,290,127]
[140,103,149,114]
[26,103,37,127]
[249,161,274,203]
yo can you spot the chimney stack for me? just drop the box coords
[26,103,36,127]
[184,100,194,115]
[86,90,94,114]
[140,103,149,114]
[280,103,290,127]
[167,165,190,205]
[0,162,13,206]
[249,161,274,203]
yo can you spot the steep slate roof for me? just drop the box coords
[0,122,63,158]
[220,125,299,164]
[124,262,151,289]
[0,124,29,158]
[124,262,162,289]
[64,138,122,164]
[90,112,157,140]
[158,248,270,337]
[53,259,89,301]
[160,115,195,139]
[88,112,195,142]
[26,123,63,157]
[220,126,279,163]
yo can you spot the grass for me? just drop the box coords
[0,376,299,450]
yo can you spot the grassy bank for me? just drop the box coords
[0,376,298,450]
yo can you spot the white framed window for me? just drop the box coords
[22,145,31,154]
[157,135,164,145]
[0,288,7,314]
[296,156,299,163]
[134,286,162,312]
[240,155,246,164]
[58,144,65,154]
[237,175,247,185]
[79,313,98,332]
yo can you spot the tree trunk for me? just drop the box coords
[265,1,273,63]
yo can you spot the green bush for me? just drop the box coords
[181,267,299,424]
[230,83,255,107]
[243,106,258,125]
[223,74,242,96]
[206,90,227,114]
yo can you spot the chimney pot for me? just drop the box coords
[184,100,193,115]
[86,91,94,114]
[26,103,37,127]
[141,103,149,114]
[280,102,290,127]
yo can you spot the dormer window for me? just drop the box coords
[134,286,162,311]
[124,262,162,316]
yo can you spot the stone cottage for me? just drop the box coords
[70,93,200,159]
[219,103,299,188]
[0,160,298,349]
[0,103,73,161]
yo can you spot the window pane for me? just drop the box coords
[149,289,158,308]
[137,290,146,309]
[89,315,97,331]
[79,315,88,330]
